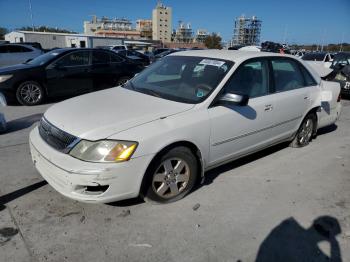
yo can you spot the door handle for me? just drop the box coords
[264,104,273,111]
[304,96,309,100]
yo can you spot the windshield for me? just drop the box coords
[125,55,233,104]
[26,49,64,66]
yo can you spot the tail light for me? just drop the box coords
[337,93,341,102]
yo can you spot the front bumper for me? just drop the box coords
[29,127,155,203]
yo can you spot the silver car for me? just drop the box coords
[0,44,43,67]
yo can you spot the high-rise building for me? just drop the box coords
[152,1,172,42]
[232,15,261,46]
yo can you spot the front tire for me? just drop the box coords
[290,113,316,148]
[16,81,44,106]
[116,76,131,86]
[142,147,198,204]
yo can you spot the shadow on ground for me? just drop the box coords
[255,216,342,262]
[0,180,47,208]
[4,113,42,133]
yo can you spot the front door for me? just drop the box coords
[208,58,276,166]
[46,50,92,97]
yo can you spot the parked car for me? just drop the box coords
[113,49,152,66]
[0,44,44,67]
[323,52,350,96]
[29,50,341,204]
[153,48,170,56]
[95,45,128,51]
[154,49,181,61]
[0,48,143,105]
[302,52,334,68]
[0,92,6,133]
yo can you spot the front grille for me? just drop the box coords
[39,117,78,153]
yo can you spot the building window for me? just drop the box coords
[160,12,162,14]
[160,24,162,26]
[160,19,162,21]
[165,12,168,14]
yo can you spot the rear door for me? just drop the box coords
[91,50,125,90]
[268,57,316,139]
[208,58,276,165]
[46,50,92,96]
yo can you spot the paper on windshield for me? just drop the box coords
[199,59,225,67]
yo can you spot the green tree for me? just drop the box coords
[17,26,77,34]
[0,27,9,40]
[204,33,222,49]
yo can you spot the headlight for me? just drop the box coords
[69,140,138,163]
[0,75,13,83]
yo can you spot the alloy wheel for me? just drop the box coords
[152,158,190,199]
[19,83,42,104]
[297,118,313,145]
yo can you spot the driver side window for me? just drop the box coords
[224,59,269,98]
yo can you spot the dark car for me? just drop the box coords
[324,52,350,96]
[0,48,143,105]
[154,49,181,61]
[153,48,170,56]
[113,49,151,67]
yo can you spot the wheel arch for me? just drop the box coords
[139,140,205,195]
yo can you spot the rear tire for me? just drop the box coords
[290,113,316,148]
[16,81,44,106]
[142,146,198,204]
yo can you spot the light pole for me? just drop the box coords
[28,0,34,31]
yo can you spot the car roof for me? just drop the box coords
[169,49,322,84]
[2,43,36,49]
[169,50,297,63]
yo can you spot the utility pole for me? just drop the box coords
[320,28,326,52]
[28,0,35,31]
[340,32,345,52]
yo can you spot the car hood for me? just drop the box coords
[44,87,194,140]
[0,63,37,74]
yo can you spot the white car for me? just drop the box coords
[29,50,341,204]
[0,44,43,67]
[302,52,334,68]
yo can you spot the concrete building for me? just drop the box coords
[173,22,193,43]
[195,29,209,43]
[5,31,124,49]
[83,16,141,39]
[84,16,133,34]
[232,15,262,46]
[152,2,172,42]
[136,19,153,40]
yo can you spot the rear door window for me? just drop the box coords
[55,51,90,67]
[92,50,110,64]
[271,59,305,92]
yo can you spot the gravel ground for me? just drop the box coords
[0,99,350,262]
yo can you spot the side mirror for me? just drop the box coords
[218,93,249,106]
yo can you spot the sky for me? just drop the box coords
[0,0,349,44]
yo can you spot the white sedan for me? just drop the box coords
[0,44,43,67]
[29,50,341,204]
